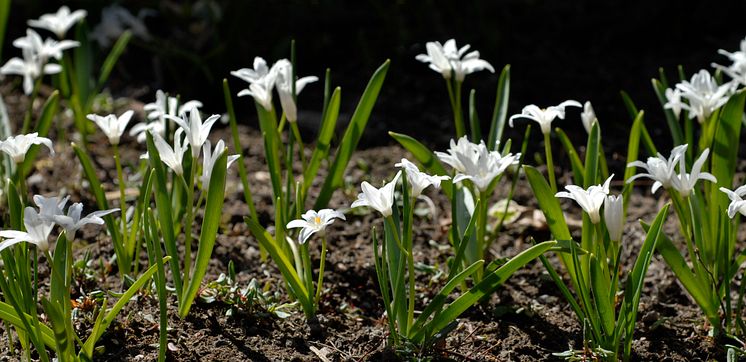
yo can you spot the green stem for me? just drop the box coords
[181,158,196,297]
[314,235,327,307]
[475,191,489,281]
[21,77,42,134]
[300,241,315,317]
[405,197,415,334]
[112,145,128,260]
[290,121,307,169]
[543,132,557,193]
[445,79,466,138]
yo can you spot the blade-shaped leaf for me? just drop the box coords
[314,60,390,208]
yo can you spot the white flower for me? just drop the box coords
[200,139,239,187]
[91,5,151,47]
[166,108,219,158]
[27,6,87,39]
[274,59,318,123]
[712,37,746,87]
[676,69,731,123]
[509,100,582,134]
[286,209,346,244]
[435,136,519,192]
[231,57,280,110]
[52,203,118,240]
[0,207,55,252]
[718,37,746,70]
[581,101,597,134]
[12,29,79,63]
[626,144,688,193]
[0,132,54,163]
[131,90,202,143]
[153,128,187,175]
[33,194,69,221]
[351,171,402,217]
[719,185,746,218]
[670,148,717,196]
[231,57,272,84]
[664,88,685,119]
[395,158,449,197]
[415,39,494,82]
[1,48,62,95]
[87,110,134,145]
[556,175,614,224]
[604,194,624,242]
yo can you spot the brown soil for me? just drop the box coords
[0,92,731,361]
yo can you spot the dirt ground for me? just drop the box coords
[0,90,733,361]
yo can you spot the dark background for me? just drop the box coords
[8,0,746,152]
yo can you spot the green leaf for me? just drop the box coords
[555,127,585,185]
[255,103,283,200]
[468,89,482,141]
[589,254,614,336]
[179,150,228,318]
[303,86,341,196]
[72,143,123,268]
[419,241,556,342]
[710,89,746,194]
[96,30,131,90]
[0,0,10,61]
[0,301,55,349]
[314,59,390,209]
[223,79,258,220]
[21,91,59,177]
[81,257,170,358]
[74,21,93,105]
[644,222,719,326]
[651,78,684,146]
[145,134,183,301]
[618,204,669,359]
[622,111,645,207]
[409,260,484,341]
[244,217,314,315]
[619,90,638,120]
[488,64,510,149]
[389,131,452,198]
[584,121,600,188]
[523,166,571,240]
[41,298,74,361]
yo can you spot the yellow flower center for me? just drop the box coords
[314,216,321,225]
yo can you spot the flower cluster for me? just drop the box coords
[0,195,117,253]
[1,6,83,94]
[435,136,518,192]
[415,39,495,82]
[231,57,318,121]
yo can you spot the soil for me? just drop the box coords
[0,91,734,362]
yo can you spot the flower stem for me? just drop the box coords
[290,121,307,169]
[300,241,315,317]
[112,145,128,260]
[20,77,42,134]
[445,79,466,138]
[543,132,557,193]
[405,197,416,334]
[181,157,196,295]
[314,235,328,307]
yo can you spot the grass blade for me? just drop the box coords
[488,65,510,149]
[21,91,59,177]
[179,151,228,318]
[314,59,390,209]
[145,134,183,301]
[303,86,341,197]
[96,31,131,90]
[421,241,556,342]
